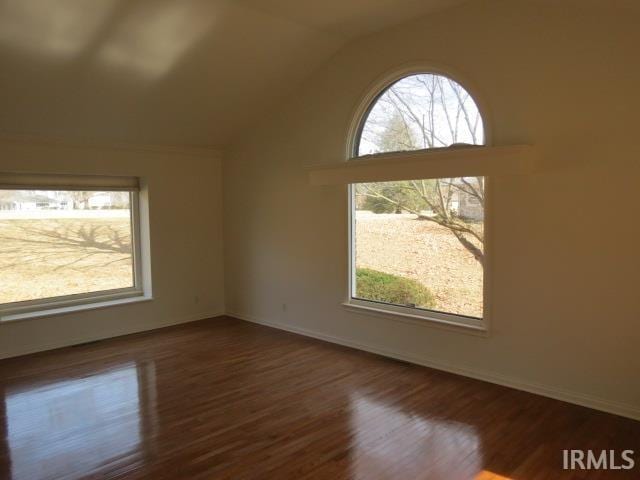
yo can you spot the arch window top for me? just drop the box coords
[356,73,485,158]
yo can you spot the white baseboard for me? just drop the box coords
[0,310,225,360]
[228,311,640,422]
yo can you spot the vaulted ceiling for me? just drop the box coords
[0,0,470,148]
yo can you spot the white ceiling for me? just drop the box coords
[0,0,469,148]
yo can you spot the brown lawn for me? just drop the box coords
[355,213,483,318]
[0,214,481,317]
[0,218,133,304]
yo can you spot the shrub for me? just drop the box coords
[362,195,397,214]
[355,268,435,309]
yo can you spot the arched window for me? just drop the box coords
[348,72,487,329]
[356,73,484,156]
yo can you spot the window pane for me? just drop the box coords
[0,190,135,304]
[358,73,483,156]
[353,177,484,319]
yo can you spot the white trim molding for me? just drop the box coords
[309,145,536,185]
[0,294,152,323]
[228,311,640,422]
[342,301,488,336]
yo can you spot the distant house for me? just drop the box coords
[0,198,13,210]
[88,194,113,209]
[0,192,70,211]
[455,190,483,222]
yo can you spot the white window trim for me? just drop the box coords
[0,187,152,322]
[1,295,153,323]
[344,65,492,333]
[341,301,488,337]
[344,61,493,161]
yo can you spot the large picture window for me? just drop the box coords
[348,72,487,328]
[0,175,146,319]
[351,177,484,323]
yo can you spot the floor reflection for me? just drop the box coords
[2,361,156,480]
[475,471,514,480]
[2,320,635,479]
[348,394,482,480]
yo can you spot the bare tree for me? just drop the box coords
[357,179,484,265]
[69,191,95,209]
[358,74,485,264]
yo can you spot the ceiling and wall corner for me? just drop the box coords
[0,0,472,150]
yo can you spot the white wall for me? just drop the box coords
[223,0,640,418]
[0,137,225,358]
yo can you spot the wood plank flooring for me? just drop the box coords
[0,317,638,479]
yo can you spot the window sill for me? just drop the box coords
[0,294,153,323]
[342,301,489,337]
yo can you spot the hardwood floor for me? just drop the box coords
[0,317,638,480]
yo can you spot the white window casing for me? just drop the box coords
[0,174,152,322]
